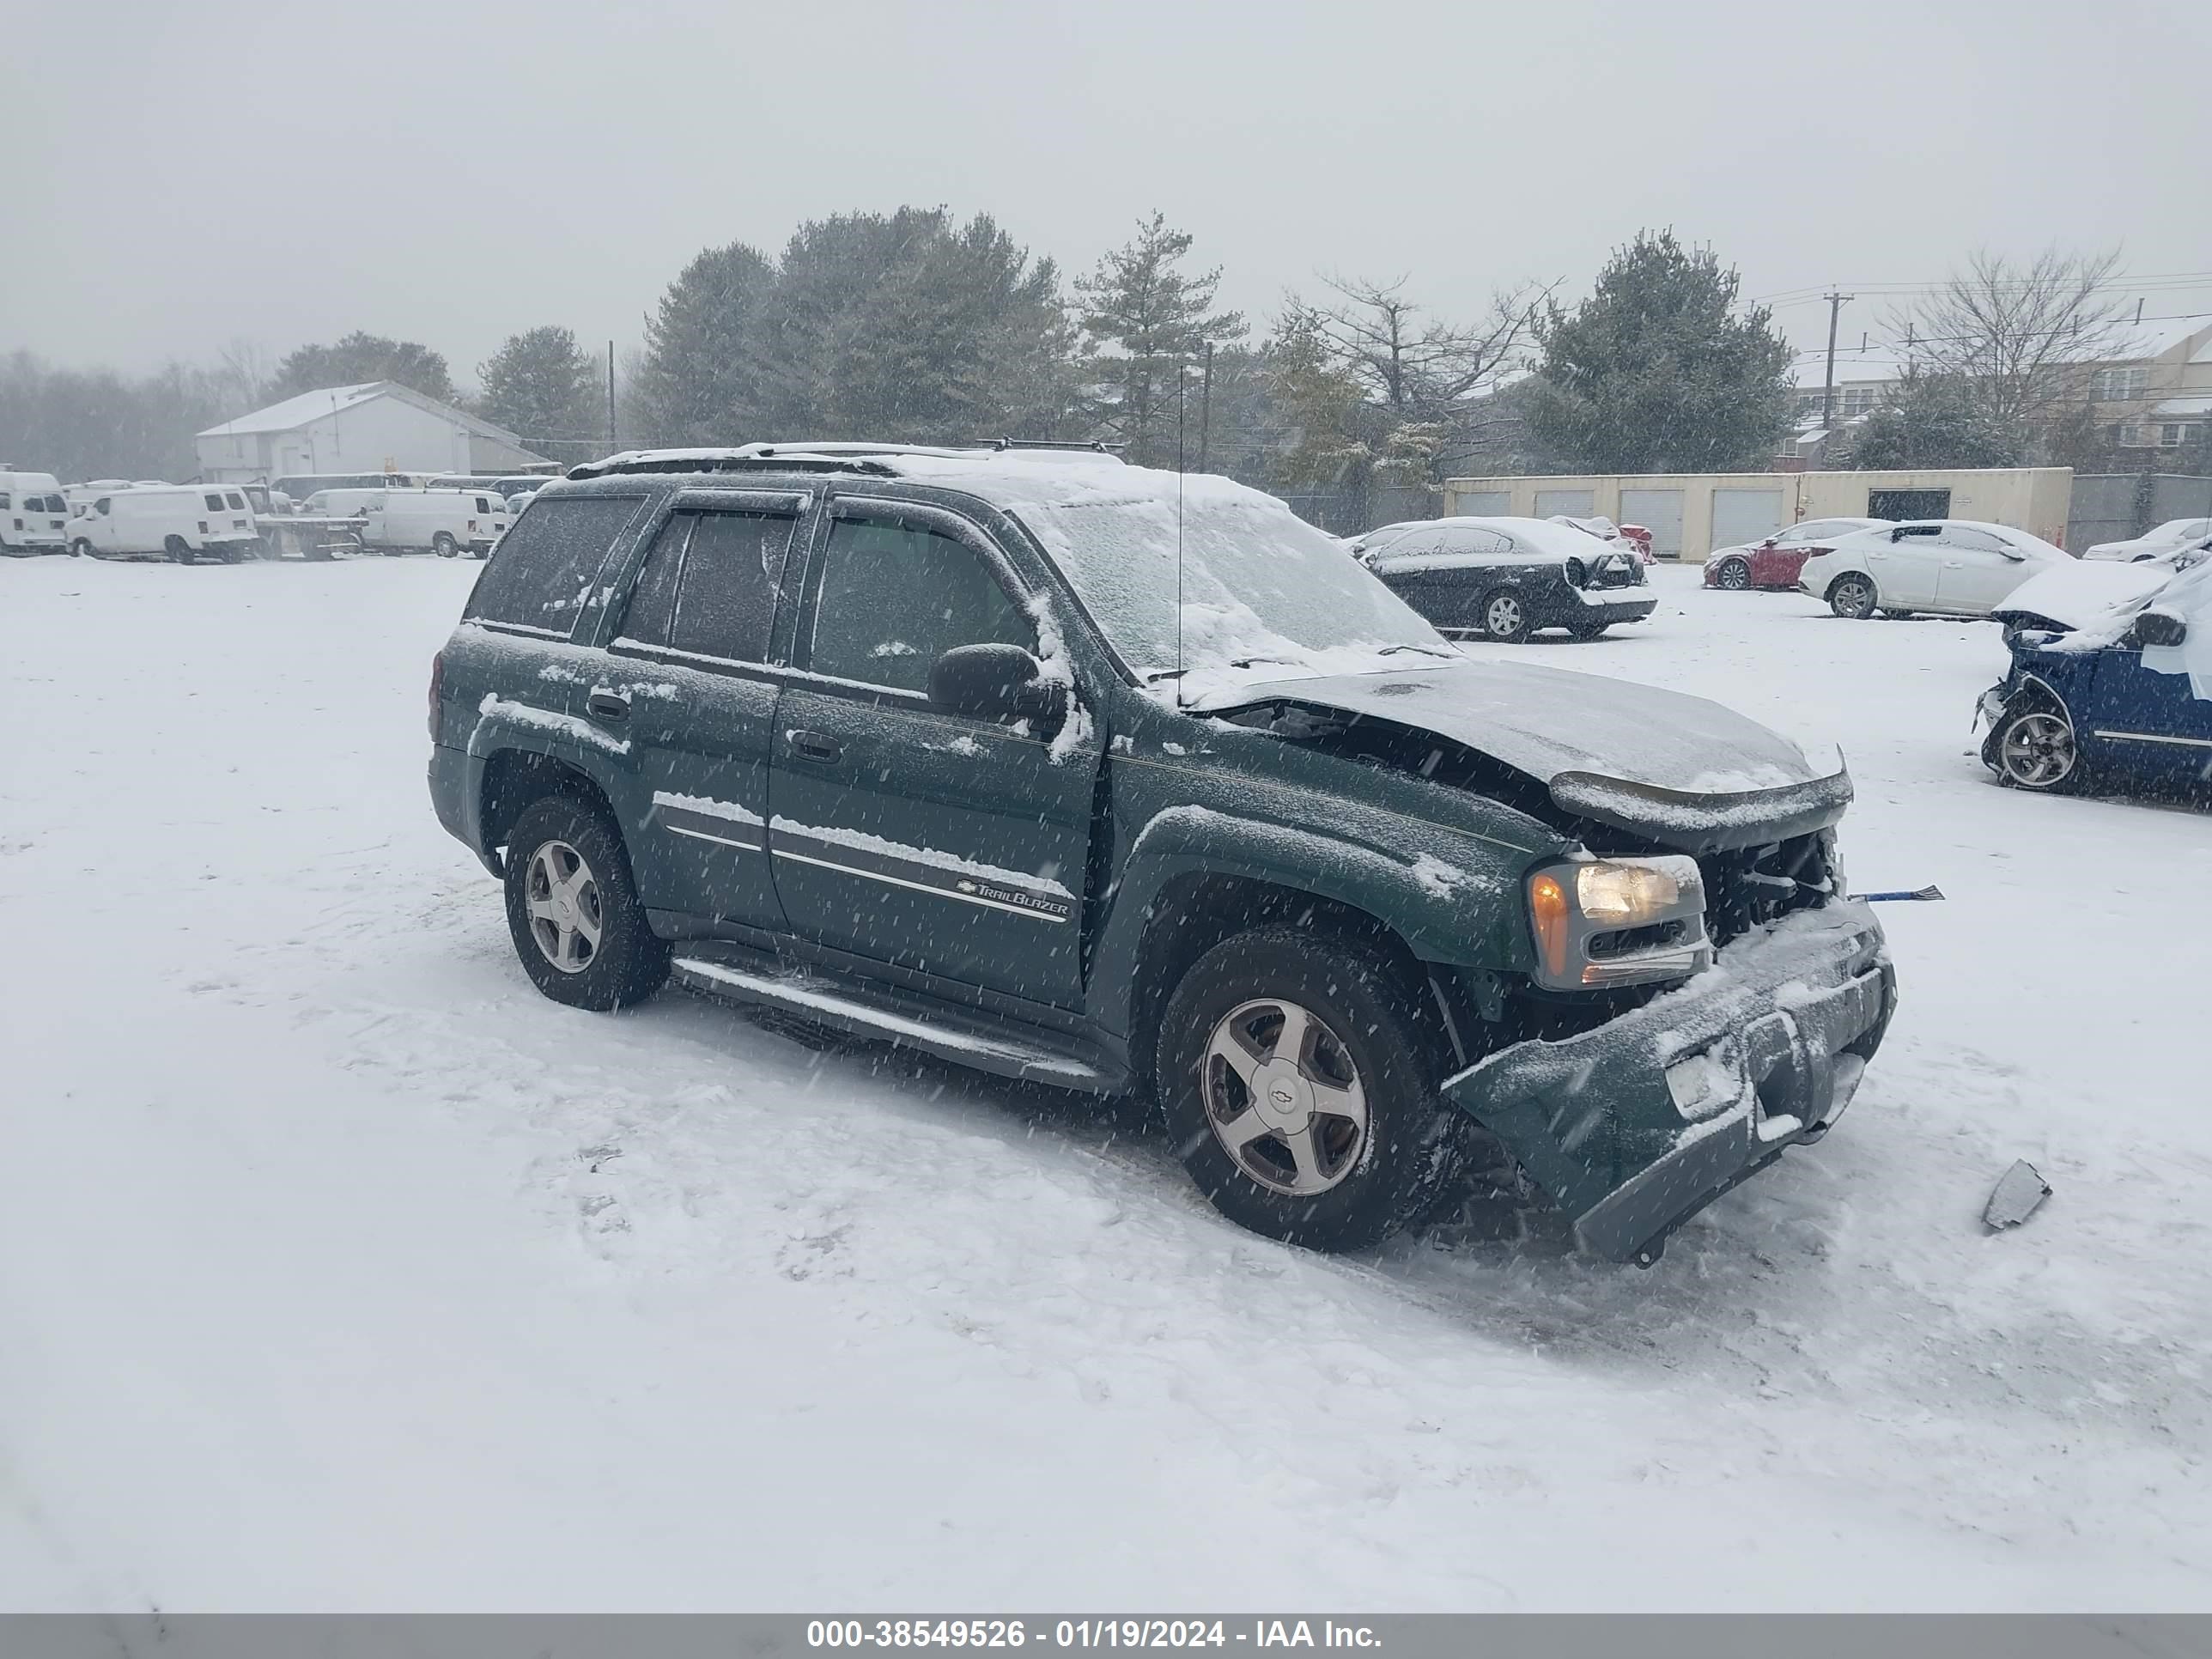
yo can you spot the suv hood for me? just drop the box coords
[1209,660,1851,852]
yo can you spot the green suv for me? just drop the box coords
[428,442,1895,1264]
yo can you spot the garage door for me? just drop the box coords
[1710,487,1788,553]
[1452,489,1510,516]
[1618,489,1685,560]
[1534,489,1595,518]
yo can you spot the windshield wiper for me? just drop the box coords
[1375,643,1455,659]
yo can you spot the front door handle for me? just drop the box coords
[587,690,630,721]
[786,728,842,764]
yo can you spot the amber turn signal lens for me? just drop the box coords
[1529,872,1569,979]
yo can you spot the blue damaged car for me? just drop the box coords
[1980,546,2212,795]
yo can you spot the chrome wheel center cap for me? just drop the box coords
[1253,1060,1313,1132]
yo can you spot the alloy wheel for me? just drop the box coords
[1485,594,1524,638]
[524,838,604,973]
[1999,711,2077,789]
[1200,997,1370,1196]
[1717,560,1751,589]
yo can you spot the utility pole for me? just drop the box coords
[1820,290,1855,434]
[1197,343,1214,474]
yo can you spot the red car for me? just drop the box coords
[1703,517,1890,590]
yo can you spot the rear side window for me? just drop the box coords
[617,510,796,663]
[465,495,644,632]
[616,516,690,647]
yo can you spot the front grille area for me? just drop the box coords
[1699,832,1832,946]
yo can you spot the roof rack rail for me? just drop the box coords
[974,438,1123,454]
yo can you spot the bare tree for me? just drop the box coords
[1281,274,1545,495]
[1892,246,2127,443]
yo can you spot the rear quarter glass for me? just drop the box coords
[464,495,649,634]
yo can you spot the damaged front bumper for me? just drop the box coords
[1443,901,1895,1265]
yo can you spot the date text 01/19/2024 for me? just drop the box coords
[805,1620,1383,1649]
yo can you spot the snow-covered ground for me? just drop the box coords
[3,557,2207,1612]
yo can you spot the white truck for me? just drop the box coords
[356,487,508,557]
[2,470,70,555]
[68,485,261,562]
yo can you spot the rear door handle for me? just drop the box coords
[587,690,630,721]
[785,728,842,764]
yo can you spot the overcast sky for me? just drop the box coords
[11,0,2210,392]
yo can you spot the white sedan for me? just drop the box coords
[2082,517,2212,562]
[1797,520,2069,620]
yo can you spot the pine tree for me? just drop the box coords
[631,211,1078,447]
[1524,231,1794,472]
[1837,375,2023,470]
[633,240,777,445]
[477,325,599,461]
[1074,213,1245,467]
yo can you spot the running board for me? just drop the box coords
[671,956,1125,1094]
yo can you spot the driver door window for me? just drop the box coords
[802,516,1034,690]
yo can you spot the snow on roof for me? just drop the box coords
[200,382,386,436]
[197,381,538,453]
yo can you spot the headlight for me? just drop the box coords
[1526,856,1708,989]
[1577,860,1689,926]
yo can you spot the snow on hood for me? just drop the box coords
[2040,555,2212,697]
[1993,558,2176,631]
[1203,658,1834,796]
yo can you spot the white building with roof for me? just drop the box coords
[194,382,550,486]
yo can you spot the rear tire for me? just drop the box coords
[1715,558,1752,590]
[1478,589,1532,643]
[1828,574,1878,619]
[1156,928,1462,1253]
[502,795,670,1011]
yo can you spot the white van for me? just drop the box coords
[69,485,261,562]
[2,470,70,554]
[297,488,387,518]
[358,487,508,557]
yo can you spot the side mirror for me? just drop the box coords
[2134,609,2189,649]
[928,643,1066,731]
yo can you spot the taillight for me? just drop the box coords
[427,651,445,740]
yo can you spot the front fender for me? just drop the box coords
[1087,803,1528,1042]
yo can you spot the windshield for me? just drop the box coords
[1014,485,1450,698]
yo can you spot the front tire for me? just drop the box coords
[70,538,93,559]
[1828,574,1878,619]
[501,795,670,1010]
[1156,928,1460,1252]
[433,532,459,558]
[1989,704,2083,793]
[1715,558,1752,590]
[1478,589,1532,643]
[165,535,194,565]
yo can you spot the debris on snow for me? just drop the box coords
[1984,1160,2054,1231]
